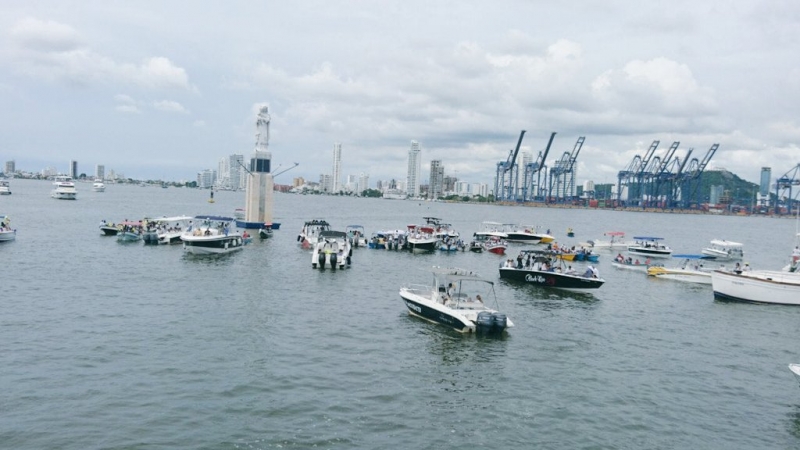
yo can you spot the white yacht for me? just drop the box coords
[701,240,744,261]
[399,266,513,334]
[627,236,672,258]
[298,219,331,248]
[151,215,194,245]
[51,176,77,200]
[711,234,800,304]
[92,180,106,192]
[0,179,11,195]
[181,215,244,255]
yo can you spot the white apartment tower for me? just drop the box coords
[95,164,105,180]
[332,143,342,193]
[406,140,421,197]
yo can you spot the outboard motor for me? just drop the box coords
[476,311,494,331]
[330,252,337,269]
[492,313,507,332]
[318,252,326,269]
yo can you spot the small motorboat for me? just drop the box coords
[181,215,244,255]
[399,266,513,334]
[259,223,274,239]
[468,241,483,253]
[311,230,352,269]
[499,250,605,291]
[0,215,16,242]
[346,225,368,248]
[567,228,575,237]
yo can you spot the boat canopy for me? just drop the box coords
[195,215,235,221]
[708,239,743,247]
[346,225,365,230]
[672,254,715,259]
[632,236,664,240]
[151,215,194,222]
[429,266,493,284]
[319,230,347,239]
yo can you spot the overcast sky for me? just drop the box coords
[1,1,799,186]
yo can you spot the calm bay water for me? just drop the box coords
[2,179,800,449]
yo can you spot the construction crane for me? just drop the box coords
[520,132,557,202]
[494,130,526,202]
[547,136,585,203]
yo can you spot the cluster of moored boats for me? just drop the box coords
[99,215,275,254]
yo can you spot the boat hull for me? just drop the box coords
[647,267,712,284]
[407,239,438,253]
[400,292,475,333]
[0,230,16,241]
[181,235,244,255]
[505,233,541,244]
[499,267,605,290]
[628,248,672,258]
[711,270,800,305]
[100,226,119,236]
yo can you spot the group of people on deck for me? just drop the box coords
[615,253,651,266]
[503,252,599,278]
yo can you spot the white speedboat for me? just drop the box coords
[711,236,800,304]
[627,236,672,258]
[646,255,715,285]
[51,176,77,200]
[297,219,331,249]
[0,179,11,195]
[346,225,368,248]
[701,240,744,261]
[150,215,194,245]
[181,215,244,255]
[99,220,121,236]
[259,223,274,239]
[399,266,513,334]
[580,231,629,249]
[0,215,16,242]
[504,224,554,244]
[405,223,439,253]
[789,364,800,385]
[311,230,352,269]
[92,180,106,192]
[473,221,508,242]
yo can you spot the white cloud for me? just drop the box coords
[8,18,194,91]
[153,100,188,113]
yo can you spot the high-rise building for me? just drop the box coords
[217,154,244,190]
[4,160,15,175]
[197,169,216,188]
[95,164,105,180]
[429,160,444,199]
[332,143,342,193]
[69,160,78,179]
[407,140,421,197]
[320,174,332,193]
[760,167,771,196]
[358,173,369,193]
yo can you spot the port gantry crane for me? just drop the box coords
[644,141,680,208]
[494,130,527,202]
[616,140,659,207]
[547,136,585,204]
[774,163,800,216]
[678,143,719,209]
[520,132,557,202]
